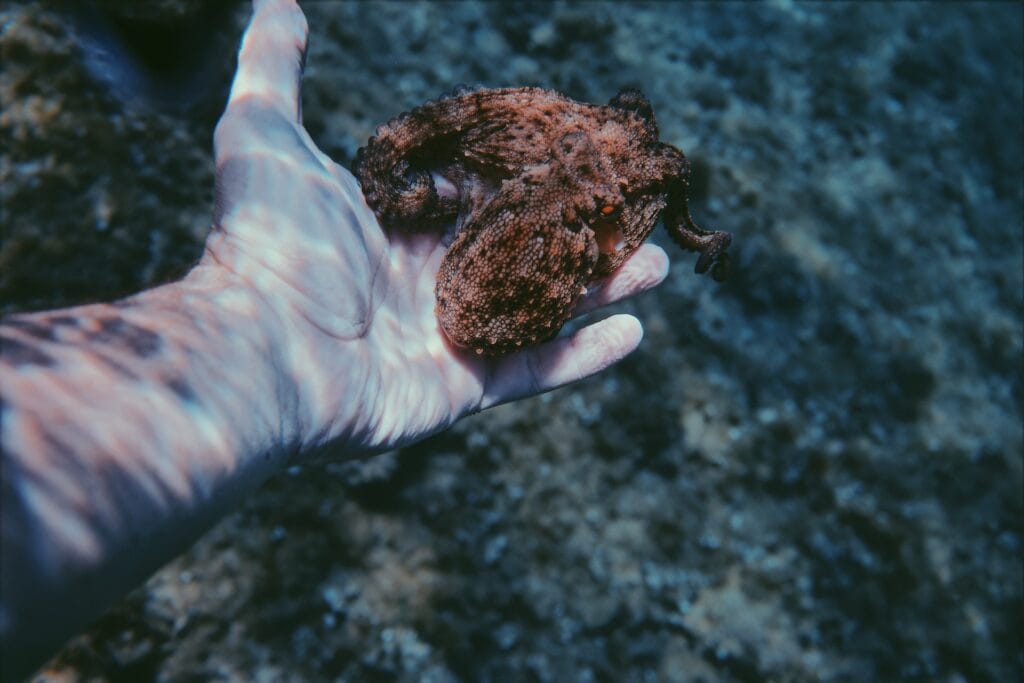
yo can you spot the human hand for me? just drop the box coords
[204,0,671,458]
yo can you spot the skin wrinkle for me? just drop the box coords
[248,317,293,453]
[307,177,389,332]
[361,222,392,334]
[344,350,386,453]
[253,314,303,454]
[185,258,305,456]
[214,213,377,341]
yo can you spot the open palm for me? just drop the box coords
[203,0,670,458]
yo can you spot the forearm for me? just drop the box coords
[0,263,297,679]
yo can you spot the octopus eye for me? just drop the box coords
[600,204,619,217]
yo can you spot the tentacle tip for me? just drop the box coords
[694,251,731,282]
[694,252,713,275]
[711,255,731,282]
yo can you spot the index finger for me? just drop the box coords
[227,0,309,122]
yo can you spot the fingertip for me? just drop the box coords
[251,0,308,40]
[539,313,645,389]
[575,244,671,316]
[644,244,671,284]
[229,0,309,121]
[481,314,646,409]
[595,313,644,359]
[626,244,670,291]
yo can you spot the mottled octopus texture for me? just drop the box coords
[354,86,731,354]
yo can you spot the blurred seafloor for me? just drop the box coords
[1,1,1022,681]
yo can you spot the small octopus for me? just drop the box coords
[354,86,732,354]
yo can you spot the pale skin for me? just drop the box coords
[0,1,671,679]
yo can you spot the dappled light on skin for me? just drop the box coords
[0,312,246,575]
[574,244,670,317]
[4,415,103,567]
[0,2,674,678]
[200,9,666,456]
[22,478,102,570]
[209,130,389,341]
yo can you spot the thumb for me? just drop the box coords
[226,0,308,123]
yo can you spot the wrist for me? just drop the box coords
[172,261,304,459]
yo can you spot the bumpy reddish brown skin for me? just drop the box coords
[354,86,731,354]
